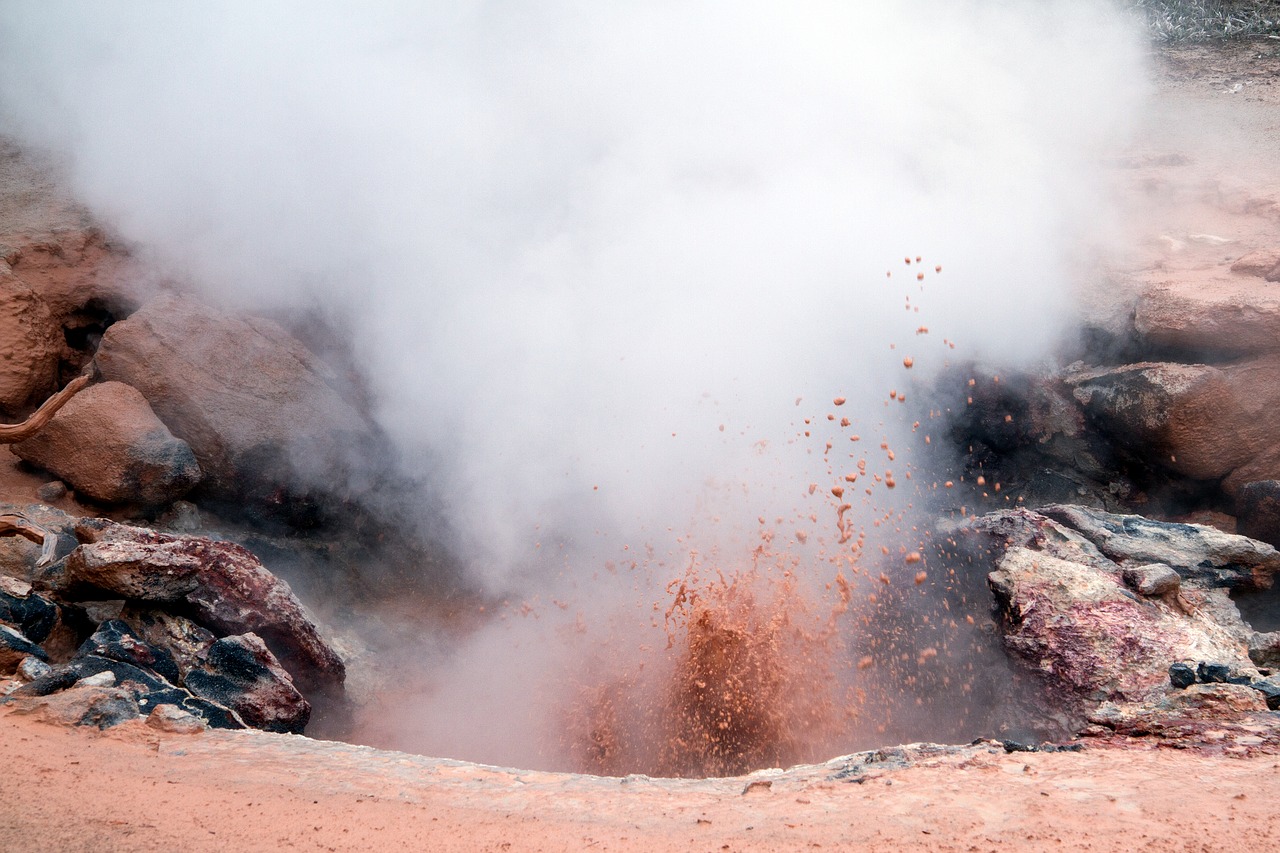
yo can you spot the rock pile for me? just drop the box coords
[2,221,387,521]
[945,240,1280,546]
[0,504,344,734]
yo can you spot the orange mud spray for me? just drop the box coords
[560,257,1010,777]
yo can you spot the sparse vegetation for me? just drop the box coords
[1129,0,1280,42]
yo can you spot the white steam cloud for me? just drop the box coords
[1,1,1148,764]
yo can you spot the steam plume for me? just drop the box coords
[0,1,1148,768]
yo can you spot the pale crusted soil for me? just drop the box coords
[1,706,1279,853]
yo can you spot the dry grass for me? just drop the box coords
[1129,0,1280,42]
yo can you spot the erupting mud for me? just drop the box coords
[571,561,844,778]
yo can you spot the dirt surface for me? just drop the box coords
[3,39,1280,853]
[2,706,1279,853]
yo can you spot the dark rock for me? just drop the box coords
[0,578,57,643]
[1122,563,1181,598]
[1250,677,1280,710]
[60,519,345,694]
[76,619,181,685]
[36,481,67,503]
[120,606,215,680]
[1236,480,1280,549]
[14,654,244,730]
[1169,662,1197,688]
[183,633,309,734]
[5,684,140,729]
[1197,662,1231,684]
[12,662,81,696]
[1001,740,1038,753]
[11,381,201,506]
[0,624,47,672]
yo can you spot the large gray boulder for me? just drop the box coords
[11,381,201,505]
[94,293,383,509]
[1040,504,1280,591]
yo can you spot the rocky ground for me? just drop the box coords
[3,38,1280,853]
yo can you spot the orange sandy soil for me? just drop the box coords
[5,41,1280,853]
[2,707,1278,853]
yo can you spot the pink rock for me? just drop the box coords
[1229,249,1280,278]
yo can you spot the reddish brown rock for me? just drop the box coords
[1134,279,1280,356]
[146,703,207,734]
[1067,358,1280,486]
[93,293,382,506]
[11,381,201,506]
[1088,683,1268,735]
[59,519,344,694]
[0,279,60,415]
[1229,248,1280,278]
